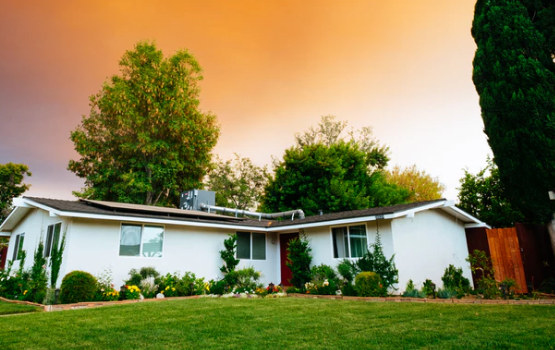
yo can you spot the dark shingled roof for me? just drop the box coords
[24,197,447,229]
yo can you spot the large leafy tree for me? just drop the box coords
[386,165,445,202]
[472,0,555,223]
[457,158,524,228]
[69,41,220,206]
[0,163,31,223]
[205,154,269,211]
[262,116,409,216]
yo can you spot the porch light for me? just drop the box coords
[268,282,275,293]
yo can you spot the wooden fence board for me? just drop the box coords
[486,228,527,294]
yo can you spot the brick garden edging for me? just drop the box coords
[0,295,201,312]
[2,293,554,312]
[286,293,555,305]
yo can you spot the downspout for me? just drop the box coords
[199,203,305,221]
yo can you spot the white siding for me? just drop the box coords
[391,209,473,292]
[63,218,279,287]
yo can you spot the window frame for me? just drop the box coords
[118,223,165,258]
[331,223,369,259]
[12,233,25,261]
[236,231,266,260]
[44,222,62,258]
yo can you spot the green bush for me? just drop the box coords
[441,264,471,297]
[125,267,160,287]
[337,260,356,283]
[437,288,457,299]
[175,272,205,296]
[60,271,98,304]
[355,233,398,291]
[422,279,436,297]
[402,279,425,298]
[286,231,312,289]
[354,272,386,297]
[232,267,262,293]
[209,279,227,295]
[341,283,357,296]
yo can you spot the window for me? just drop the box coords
[119,224,164,257]
[236,232,266,260]
[332,224,368,258]
[45,223,62,258]
[12,233,25,261]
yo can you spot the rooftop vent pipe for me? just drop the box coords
[199,203,305,221]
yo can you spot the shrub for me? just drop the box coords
[60,270,97,304]
[220,234,240,286]
[437,288,457,299]
[140,277,158,298]
[158,273,178,296]
[341,283,357,296]
[337,260,356,283]
[125,267,160,287]
[95,267,120,301]
[233,267,262,292]
[286,231,312,289]
[309,264,340,295]
[208,279,226,295]
[27,240,48,303]
[466,250,500,299]
[175,272,204,296]
[441,264,471,297]
[402,279,425,298]
[354,272,386,297]
[422,279,436,297]
[540,277,555,294]
[124,285,141,300]
[356,233,398,291]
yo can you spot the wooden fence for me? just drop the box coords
[486,228,527,294]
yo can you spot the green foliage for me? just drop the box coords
[0,163,31,223]
[208,279,227,295]
[49,230,66,288]
[441,264,471,297]
[307,264,340,295]
[402,279,425,298]
[124,285,141,300]
[0,259,30,300]
[220,234,240,285]
[437,288,457,299]
[125,266,160,288]
[175,272,205,296]
[262,116,409,216]
[386,164,445,202]
[356,232,399,291]
[354,271,386,297]
[472,0,555,223]
[94,267,119,301]
[68,41,220,206]
[60,271,98,304]
[341,283,357,296]
[28,240,48,303]
[457,157,524,228]
[466,250,500,299]
[539,277,555,294]
[231,267,262,293]
[336,259,356,283]
[206,154,269,211]
[421,279,436,297]
[286,232,312,289]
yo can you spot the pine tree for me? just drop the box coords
[472,0,555,223]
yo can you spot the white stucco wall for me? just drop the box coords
[302,219,395,271]
[5,210,280,288]
[5,209,71,276]
[61,218,279,287]
[392,209,473,292]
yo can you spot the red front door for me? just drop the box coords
[280,232,299,286]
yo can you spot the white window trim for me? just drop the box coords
[330,223,369,259]
[236,232,266,260]
[12,233,25,261]
[44,222,62,258]
[118,223,165,258]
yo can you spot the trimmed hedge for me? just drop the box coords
[60,271,98,304]
[355,271,386,297]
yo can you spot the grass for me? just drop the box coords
[0,298,554,349]
[0,300,43,316]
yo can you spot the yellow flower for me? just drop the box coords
[23,290,27,295]
[165,286,170,291]
[171,287,175,292]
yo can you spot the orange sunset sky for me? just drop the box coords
[0,0,489,202]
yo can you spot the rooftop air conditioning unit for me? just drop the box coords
[180,190,215,211]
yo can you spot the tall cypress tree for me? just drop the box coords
[472,0,555,223]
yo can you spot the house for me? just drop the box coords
[0,197,488,292]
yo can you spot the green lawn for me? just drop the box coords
[0,300,43,316]
[0,298,554,349]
